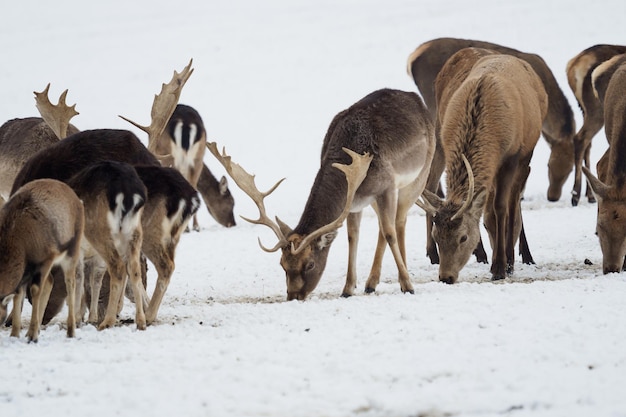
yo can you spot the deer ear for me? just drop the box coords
[583,166,609,201]
[470,188,488,218]
[317,230,338,249]
[219,176,229,195]
[421,189,444,209]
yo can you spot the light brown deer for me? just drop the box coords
[581,54,626,274]
[12,61,200,327]
[407,37,574,264]
[209,88,435,300]
[0,179,84,342]
[417,48,548,283]
[567,44,626,206]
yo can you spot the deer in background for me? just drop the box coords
[418,48,548,283]
[0,179,84,342]
[566,44,626,206]
[407,37,574,265]
[12,61,200,327]
[209,88,435,300]
[581,54,626,274]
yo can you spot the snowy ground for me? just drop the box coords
[1,1,626,416]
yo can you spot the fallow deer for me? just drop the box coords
[417,48,548,283]
[0,179,84,342]
[567,44,626,206]
[407,37,574,264]
[581,55,626,274]
[197,163,236,228]
[209,88,435,300]
[12,61,200,326]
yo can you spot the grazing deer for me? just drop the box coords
[0,85,79,203]
[0,179,84,342]
[407,38,574,264]
[417,48,548,283]
[12,61,200,326]
[581,55,626,274]
[209,88,435,300]
[197,163,236,228]
[566,44,626,206]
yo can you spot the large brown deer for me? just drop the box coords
[407,37,574,264]
[0,179,84,342]
[209,88,435,300]
[566,44,626,206]
[417,48,548,283]
[581,55,626,274]
[11,61,200,326]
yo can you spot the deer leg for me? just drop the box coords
[62,260,78,338]
[571,114,604,206]
[490,159,517,280]
[341,212,362,297]
[583,145,596,203]
[27,262,55,343]
[424,144,445,264]
[145,247,175,325]
[88,264,106,324]
[9,286,25,338]
[128,235,147,330]
[98,260,126,330]
[365,222,387,293]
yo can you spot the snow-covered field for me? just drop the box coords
[1,1,625,416]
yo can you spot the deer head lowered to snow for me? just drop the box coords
[417,48,548,283]
[209,88,435,300]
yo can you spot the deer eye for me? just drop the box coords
[460,235,468,244]
[305,261,315,272]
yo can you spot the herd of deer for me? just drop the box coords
[0,38,625,342]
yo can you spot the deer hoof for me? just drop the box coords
[340,292,352,298]
[491,273,506,281]
[364,287,376,294]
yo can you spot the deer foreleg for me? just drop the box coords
[128,238,147,330]
[145,248,174,325]
[27,263,55,343]
[9,286,25,338]
[63,261,78,338]
[341,212,362,297]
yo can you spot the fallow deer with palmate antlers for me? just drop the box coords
[566,44,626,206]
[407,37,575,265]
[417,48,547,283]
[209,88,435,300]
[0,179,84,342]
[12,61,200,327]
[581,54,626,274]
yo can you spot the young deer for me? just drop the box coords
[0,179,84,342]
[418,49,547,283]
[209,88,435,300]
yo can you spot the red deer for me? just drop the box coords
[566,44,626,206]
[581,54,626,273]
[11,61,200,326]
[209,88,435,300]
[417,48,548,283]
[0,179,84,342]
[407,37,574,264]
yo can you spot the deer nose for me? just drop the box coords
[439,275,456,285]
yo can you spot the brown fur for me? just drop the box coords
[566,44,626,206]
[422,50,547,283]
[582,58,626,273]
[0,179,83,342]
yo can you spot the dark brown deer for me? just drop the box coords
[417,48,548,283]
[581,54,626,274]
[407,37,574,264]
[566,44,626,206]
[0,179,84,342]
[209,88,435,300]
[197,163,236,228]
[11,61,200,326]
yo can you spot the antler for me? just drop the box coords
[34,84,79,140]
[120,59,194,159]
[291,147,373,255]
[451,154,475,221]
[206,141,289,252]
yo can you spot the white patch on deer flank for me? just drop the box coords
[107,192,142,253]
[160,199,188,245]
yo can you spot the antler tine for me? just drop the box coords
[451,154,475,221]
[206,141,289,252]
[34,83,79,140]
[291,147,373,255]
[119,59,194,159]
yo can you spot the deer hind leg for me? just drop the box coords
[9,286,25,338]
[87,260,106,325]
[571,110,604,206]
[98,259,126,330]
[145,246,175,325]
[127,232,147,330]
[341,212,362,297]
[62,259,79,338]
[490,159,517,281]
[27,261,55,343]
[364,214,387,294]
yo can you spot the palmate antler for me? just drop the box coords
[207,142,373,255]
[34,84,79,140]
[120,59,194,161]
[206,141,289,252]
